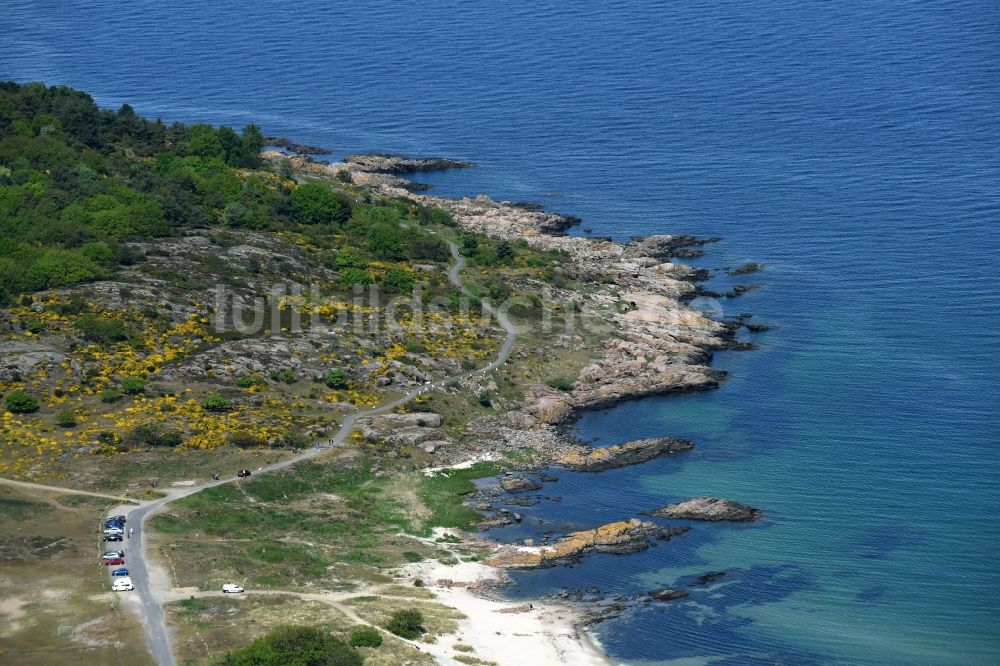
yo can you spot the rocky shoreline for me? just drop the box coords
[272,145,768,638]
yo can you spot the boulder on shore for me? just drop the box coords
[486,519,687,569]
[645,496,761,522]
[555,437,694,472]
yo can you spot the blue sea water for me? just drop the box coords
[2,1,999,663]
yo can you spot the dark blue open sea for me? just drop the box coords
[3,1,998,663]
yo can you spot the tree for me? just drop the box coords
[5,391,39,413]
[385,609,424,639]
[291,181,348,225]
[23,249,104,290]
[367,222,405,259]
[221,625,362,666]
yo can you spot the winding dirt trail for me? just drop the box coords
[120,241,516,666]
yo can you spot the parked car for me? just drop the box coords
[103,534,123,542]
[104,557,125,566]
[237,469,251,478]
[222,583,245,593]
[111,568,129,577]
[102,550,125,559]
[104,529,124,537]
[112,577,134,591]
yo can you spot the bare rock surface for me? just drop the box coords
[646,496,761,522]
[486,519,687,569]
[343,153,473,173]
[555,438,694,472]
[499,476,543,493]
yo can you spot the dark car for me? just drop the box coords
[237,469,251,478]
[104,557,125,566]
[103,534,123,542]
[111,568,129,577]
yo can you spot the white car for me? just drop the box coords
[112,577,134,592]
[102,551,125,560]
[222,583,244,593]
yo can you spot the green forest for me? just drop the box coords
[0,82,481,305]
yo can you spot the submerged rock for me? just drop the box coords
[648,588,690,602]
[727,262,765,275]
[695,571,729,586]
[486,518,684,569]
[555,437,694,472]
[646,496,761,522]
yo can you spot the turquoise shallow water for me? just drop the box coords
[3,0,999,663]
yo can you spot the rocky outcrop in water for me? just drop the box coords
[645,496,761,522]
[555,438,694,472]
[486,519,687,569]
[727,262,764,275]
[499,476,543,493]
[264,136,331,154]
[343,153,472,173]
[648,588,689,602]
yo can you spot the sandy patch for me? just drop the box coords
[401,530,610,666]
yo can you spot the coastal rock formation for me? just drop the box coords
[263,136,331,154]
[343,153,472,173]
[486,519,687,569]
[648,588,689,602]
[499,476,543,493]
[555,438,694,472]
[646,497,761,522]
[357,411,453,452]
[727,262,764,275]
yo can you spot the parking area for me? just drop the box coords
[101,513,134,592]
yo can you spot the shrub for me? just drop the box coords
[385,608,424,639]
[348,625,382,648]
[235,375,255,388]
[222,625,362,666]
[336,268,372,289]
[367,222,406,260]
[407,235,449,261]
[429,206,456,227]
[335,169,353,183]
[322,369,347,389]
[269,369,296,384]
[120,377,146,394]
[5,391,39,413]
[334,248,366,269]
[381,267,415,293]
[55,409,77,427]
[201,393,232,412]
[227,431,265,448]
[74,313,132,344]
[546,376,575,392]
[291,181,349,226]
[24,319,44,334]
[126,424,183,448]
[101,389,124,403]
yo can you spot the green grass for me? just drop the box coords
[417,462,503,531]
[0,497,49,520]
